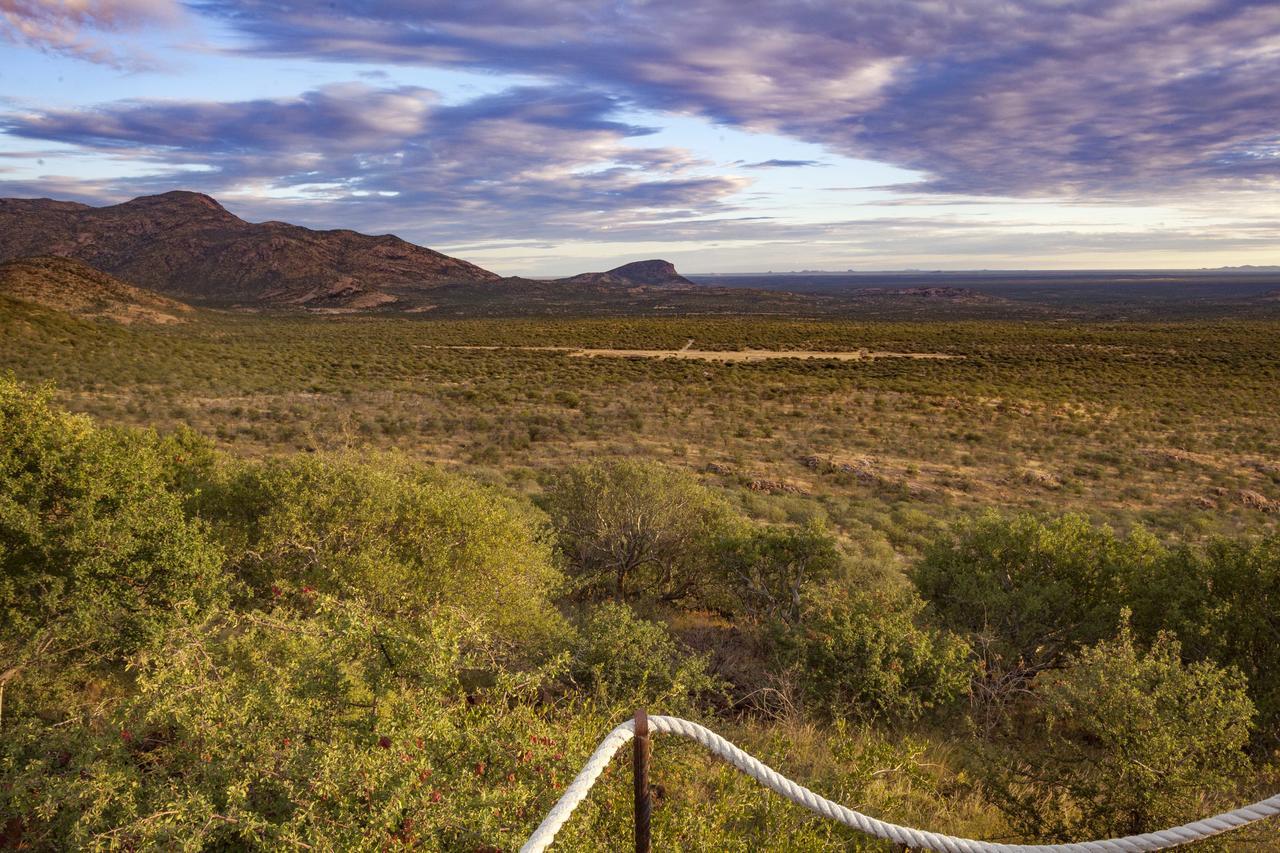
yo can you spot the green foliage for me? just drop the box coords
[988,621,1254,842]
[0,377,224,698]
[779,587,974,724]
[1,595,575,850]
[545,459,741,603]
[1132,533,1280,748]
[567,601,722,711]
[914,512,1165,673]
[715,519,844,625]
[198,454,566,651]
[2,365,1277,849]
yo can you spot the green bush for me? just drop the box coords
[914,512,1165,674]
[779,587,974,724]
[198,454,566,651]
[567,601,722,711]
[545,460,741,603]
[0,378,224,702]
[989,621,1254,842]
[0,595,583,850]
[1135,534,1280,749]
[714,519,844,625]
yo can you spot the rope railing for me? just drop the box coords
[520,712,1280,853]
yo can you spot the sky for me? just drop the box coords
[0,1,1278,276]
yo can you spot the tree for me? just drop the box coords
[914,512,1163,684]
[714,519,844,626]
[989,621,1254,842]
[544,460,740,603]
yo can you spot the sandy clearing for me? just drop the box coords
[567,348,959,361]
[415,345,959,361]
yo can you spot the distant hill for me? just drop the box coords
[0,255,193,324]
[560,259,694,288]
[0,191,500,309]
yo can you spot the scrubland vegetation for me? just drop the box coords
[2,299,1279,849]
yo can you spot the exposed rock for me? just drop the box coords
[1019,468,1062,490]
[1237,490,1276,512]
[1139,447,1203,467]
[1247,459,1280,480]
[834,458,881,483]
[799,454,881,484]
[748,478,809,495]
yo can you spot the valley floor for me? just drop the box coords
[5,303,1276,554]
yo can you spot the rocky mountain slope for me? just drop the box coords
[0,255,194,324]
[0,192,500,308]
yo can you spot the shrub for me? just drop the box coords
[545,460,740,603]
[0,596,582,850]
[197,454,566,651]
[914,512,1164,674]
[779,587,974,724]
[0,378,224,700]
[568,601,722,711]
[1199,533,1280,749]
[988,621,1254,842]
[1137,533,1280,749]
[714,519,844,625]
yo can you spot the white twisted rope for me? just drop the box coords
[519,715,1280,853]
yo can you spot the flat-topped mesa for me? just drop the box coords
[0,190,501,309]
[561,259,693,288]
[605,259,692,286]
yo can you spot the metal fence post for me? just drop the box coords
[634,709,652,853]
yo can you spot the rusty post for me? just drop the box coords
[634,708,652,853]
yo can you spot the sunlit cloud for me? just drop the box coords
[1,0,182,68]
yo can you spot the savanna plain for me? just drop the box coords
[3,292,1280,849]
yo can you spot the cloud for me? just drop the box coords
[1,0,181,68]
[0,82,749,242]
[743,159,824,169]
[193,0,1280,197]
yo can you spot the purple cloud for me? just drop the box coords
[193,0,1280,197]
[0,82,748,242]
[1,0,181,68]
[744,159,824,169]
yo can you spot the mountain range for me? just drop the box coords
[7,191,1275,323]
[0,191,508,309]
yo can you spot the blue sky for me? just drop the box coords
[1,1,1278,276]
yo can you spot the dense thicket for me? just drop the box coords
[2,377,1276,850]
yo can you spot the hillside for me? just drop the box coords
[0,191,500,309]
[0,255,193,324]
